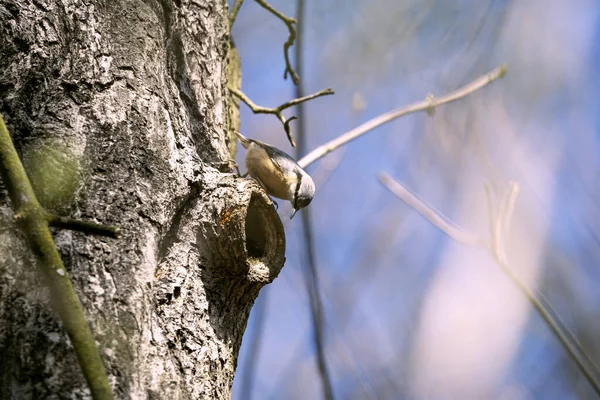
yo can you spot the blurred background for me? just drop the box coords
[229,0,600,399]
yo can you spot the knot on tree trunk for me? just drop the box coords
[155,172,286,308]
[199,175,286,283]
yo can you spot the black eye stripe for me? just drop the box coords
[293,171,302,208]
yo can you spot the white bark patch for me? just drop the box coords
[46,332,62,343]
[87,274,106,306]
[163,107,178,170]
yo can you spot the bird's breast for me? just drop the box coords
[246,144,294,200]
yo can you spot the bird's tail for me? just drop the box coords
[235,131,252,149]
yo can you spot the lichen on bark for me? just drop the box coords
[227,40,242,160]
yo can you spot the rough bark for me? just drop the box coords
[0,1,285,399]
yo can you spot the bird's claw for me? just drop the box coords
[229,159,250,178]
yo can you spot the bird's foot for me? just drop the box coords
[229,159,248,177]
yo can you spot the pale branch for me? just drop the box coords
[229,0,245,28]
[229,86,334,147]
[298,64,508,169]
[535,285,600,378]
[378,172,600,395]
[255,0,299,85]
[311,147,347,190]
[495,182,519,263]
[485,181,519,265]
[377,172,482,247]
[502,184,520,238]
[0,115,114,399]
[494,255,600,397]
[484,184,498,259]
[494,184,509,260]
[47,214,121,239]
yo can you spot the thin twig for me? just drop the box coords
[229,87,334,114]
[484,183,498,257]
[0,115,114,399]
[498,182,519,264]
[282,89,335,109]
[536,287,600,377]
[47,214,121,239]
[495,258,600,396]
[298,64,508,168]
[255,0,299,84]
[494,183,510,261]
[378,172,482,247]
[379,172,600,395]
[229,0,245,28]
[229,87,334,147]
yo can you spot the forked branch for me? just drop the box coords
[229,86,334,147]
[255,0,300,84]
[378,172,600,396]
[0,114,117,400]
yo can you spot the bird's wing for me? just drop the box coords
[252,140,301,179]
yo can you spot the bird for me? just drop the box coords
[235,131,315,219]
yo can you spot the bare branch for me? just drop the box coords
[493,192,507,259]
[282,89,335,109]
[298,64,508,168]
[229,87,334,147]
[493,182,519,264]
[229,0,244,28]
[379,172,600,395]
[312,147,347,189]
[502,182,520,237]
[47,214,121,239]
[0,115,113,399]
[484,183,498,256]
[378,172,482,247]
[229,87,334,114]
[495,255,600,396]
[255,0,299,84]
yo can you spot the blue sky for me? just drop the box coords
[230,1,600,398]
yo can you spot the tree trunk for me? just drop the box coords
[0,1,285,398]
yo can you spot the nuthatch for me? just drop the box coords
[235,131,315,219]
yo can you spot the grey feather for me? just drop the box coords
[235,131,315,219]
[235,132,301,175]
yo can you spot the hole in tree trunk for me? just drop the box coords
[245,193,268,259]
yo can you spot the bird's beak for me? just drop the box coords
[290,208,298,219]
